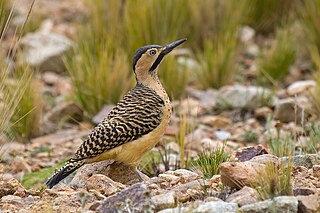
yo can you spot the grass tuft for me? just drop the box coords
[254,162,292,200]
[258,27,296,82]
[193,144,230,179]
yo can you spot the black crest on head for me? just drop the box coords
[132,45,162,71]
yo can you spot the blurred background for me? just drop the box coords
[0,0,320,192]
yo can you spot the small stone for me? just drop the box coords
[0,195,24,210]
[158,207,189,213]
[234,145,269,162]
[92,104,115,124]
[201,115,231,129]
[312,165,320,178]
[151,191,176,211]
[165,169,200,180]
[158,174,180,182]
[249,154,279,165]
[97,183,149,213]
[254,107,272,118]
[226,186,259,207]
[165,142,180,154]
[86,174,124,196]
[297,195,319,213]
[287,80,316,96]
[214,131,231,140]
[0,178,27,198]
[273,196,298,213]
[280,154,320,169]
[220,161,266,189]
[194,201,237,213]
[239,199,273,213]
[293,188,316,196]
[44,102,84,124]
[42,71,60,85]
[239,26,255,43]
[20,30,73,72]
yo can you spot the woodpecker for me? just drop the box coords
[46,38,187,188]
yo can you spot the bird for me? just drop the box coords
[46,38,187,188]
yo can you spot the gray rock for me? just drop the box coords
[273,97,311,123]
[20,30,73,72]
[158,206,189,213]
[239,26,255,43]
[226,186,259,207]
[287,80,316,96]
[216,85,274,109]
[214,130,231,140]
[92,104,115,124]
[248,154,279,165]
[97,183,152,213]
[151,191,176,211]
[69,160,147,188]
[239,199,274,213]
[280,154,320,169]
[297,195,320,213]
[194,201,237,213]
[239,196,298,213]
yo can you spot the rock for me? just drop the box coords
[216,85,273,109]
[42,71,60,85]
[44,102,84,124]
[297,195,319,213]
[151,191,176,211]
[0,178,27,198]
[189,88,218,110]
[273,98,311,123]
[239,196,298,213]
[293,188,316,196]
[158,174,180,183]
[254,107,272,118]
[312,165,320,178]
[214,131,231,140]
[165,169,200,180]
[0,195,24,211]
[273,196,298,213]
[234,145,269,162]
[201,115,231,129]
[195,138,224,152]
[280,154,320,169]
[248,154,279,165]
[172,180,203,202]
[287,80,316,96]
[226,186,259,207]
[239,26,255,43]
[158,207,189,213]
[220,162,266,189]
[92,104,115,124]
[97,183,151,213]
[194,201,237,213]
[86,174,124,196]
[70,161,147,188]
[20,30,73,72]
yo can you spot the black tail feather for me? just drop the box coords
[46,159,85,188]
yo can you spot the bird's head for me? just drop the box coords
[132,38,187,84]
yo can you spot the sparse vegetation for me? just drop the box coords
[7,64,41,141]
[258,27,296,82]
[254,162,292,200]
[268,132,295,158]
[193,144,230,179]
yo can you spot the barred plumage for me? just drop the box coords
[46,39,187,188]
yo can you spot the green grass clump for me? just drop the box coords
[254,162,292,200]
[159,55,189,100]
[268,132,295,158]
[300,0,320,51]
[196,36,238,89]
[303,124,320,154]
[125,0,190,53]
[21,160,66,189]
[193,144,230,179]
[7,64,42,141]
[65,41,133,117]
[258,27,296,82]
[244,0,298,34]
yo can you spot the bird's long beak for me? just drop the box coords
[149,38,187,71]
[161,38,187,55]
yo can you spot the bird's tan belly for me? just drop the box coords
[86,112,170,166]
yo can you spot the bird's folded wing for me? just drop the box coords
[73,85,165,160]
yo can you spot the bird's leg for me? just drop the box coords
[135,169,144,182]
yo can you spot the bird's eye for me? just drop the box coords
[149,50,157,56]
